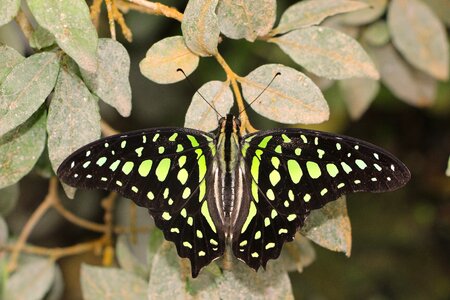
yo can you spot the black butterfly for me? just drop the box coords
[58,114,410,277]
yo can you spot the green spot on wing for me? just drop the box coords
[155,158,171,181]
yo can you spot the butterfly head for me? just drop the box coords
[218,114,241,135]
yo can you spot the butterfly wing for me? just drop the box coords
[57,128,225,277]
[233,128,410,271]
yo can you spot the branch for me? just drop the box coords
[116,0,183,22]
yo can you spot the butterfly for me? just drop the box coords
[57,114,410,277]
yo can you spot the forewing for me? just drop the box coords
[233,128,410,271]
[57,128,225,277]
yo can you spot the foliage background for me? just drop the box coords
[0,0,449,299]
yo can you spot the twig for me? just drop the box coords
[105,0,117,40]
[7,178,58,272]
[117,0,183,22]
[53,200,106,233]
[100,120,120,136]
[101,192,117,265]
[14,10,33,41]
[90,0,104,28]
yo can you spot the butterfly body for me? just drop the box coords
[58,114,410,277]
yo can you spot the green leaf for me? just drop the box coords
[81,264,147,300]
[29,26,56,50]
[0,216,7,244]
[274,0,368,35]
[116,234,149,279]
[271,26,379,80]
[339,78,379,120]
[217,0,276,41]
[362,20,390,47]
[27,0,98,72]
[279,234,316,273]
[184,80,233,132]
[388,0,449,80]
[147,228,164,275]
[140,36,199,84]
[5,257,56,300]
[181,0,220,56]
[0,0,20,27]
[369,44,437,107]
[0,183,19,216]
[240,64,329,124]
[0,44,24,83]
[45,265,64,300]
[340,0,388,26]
[47,57,100,197]
[0,110,47,189]
[217,260,294,300]
[301,197,352,256]
[0,52,59,137]
[81,38,131,117]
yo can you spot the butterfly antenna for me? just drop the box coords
[239,72,281,115]
[177,68,223,118]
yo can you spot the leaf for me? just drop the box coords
[217,260,294,300]
[5,257,56,300]
[271,26,379,80]
[217,0,276,41]
[369,44,437,107]
[301,197,352,256]
[423,0,450,26]
[0,110,47,189]
[341,0,388,26]
[140,36,199,84]
[81,38,131,117]
[339,77,379,120]
[148,242,220,298]
[0,52,59,137]
[0,44,24,83]
[0,183,19,216]
[81,264,147,300]
[274,0,368,35]
[147,228,164,275]
[0,0,20,27]
[361,20,390,47]
[279,233,316,273]
[45,265,64,300]
[446,155,450,177]
[29,26,56,50]
[116,234,149,279]
[184,80,233,132]
[27,0,98,72]
[47,57,100,197]
[239,64,329,124]
[181,0,220,56]
[388,0,449,80]
[0,216,7,244]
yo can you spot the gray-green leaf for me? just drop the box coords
[181,0,220,56]
[217,0,276,41]
[5,257,56,300]
[423,0,450,26]
[279,234,316,273]
[0,0,20,27]
[0,52,59,137]
[29,26,56,50]
[81,38,131,117]
[116,234,149,279]
[0,216,7,244]
[369,44,437,107]
[0,110,46,189]
[27,0,98,72]
[47,57,100,194]
[184,80,233,132]
[140,36,199,84]
[0,183,19,216]
[274,0,368,35]
[362,20,390,47]
[0,44,24,83]
[339,77,379,120]
[217,260,294,300]
[301,197,352,256]
[271,26,379,80]
[388,0,449,80]
[341,0,388,26]
[81,264,147,300]
[240,64,329,124]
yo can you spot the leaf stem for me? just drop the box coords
[214,53,256,133]
[117,0,183,22]
[105,0,117,40]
